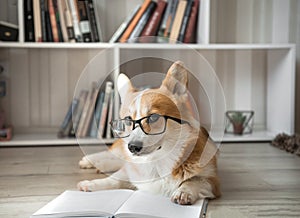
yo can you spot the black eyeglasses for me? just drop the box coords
[110,114,190,138]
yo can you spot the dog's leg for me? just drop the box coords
[77,168,134,192]
[171,177,218,205]
[79,150,124,173]
[79,139,126,173]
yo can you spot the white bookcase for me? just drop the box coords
[0,0,296,146]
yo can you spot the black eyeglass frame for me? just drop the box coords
[110,114,190,138]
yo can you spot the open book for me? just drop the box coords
[31,189,207,218]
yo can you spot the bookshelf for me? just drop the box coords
[0,0,296,146]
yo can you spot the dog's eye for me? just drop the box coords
[124,116,133,126]
[147,114,160,124]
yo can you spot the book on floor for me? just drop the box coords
[30,189,207,218]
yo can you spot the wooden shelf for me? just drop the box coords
[215,130,276,143]
[0,130,275,146]
[0,42,295,50]
[0,133,114,146]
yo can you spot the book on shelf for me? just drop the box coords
[164,0,179,38]
[68,0,82,42]
[33,0,42,42]
[59,80,114,139]
[30,189,207,218]
[57,98,79,138]
[157,0,173,40]
[92,0,104,42]
[183,0,199,43]
[24,0,35,42]
[81,81,100,137]
[57,0,69,42]
[139,0,167,43]
[85,0,100,42]
[169,0,187,43]
[45,0,54,42]
[105,91,114,139]
[119,0,152,43]
[23,0,102,43]
[177,0,194,42]
[77,0,92,42]
[71,89,88,137]
[109,4,141,43]
[39,0,47,42]
[63,0,76,42]
[53,0,64,42]
[89,91,104,137]
[116,0,198,44]
[76,82,96,138]
[127,1,157,43]
[48,0,59,42]
[97,81,113,139]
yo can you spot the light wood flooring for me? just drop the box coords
[0,143,300,218]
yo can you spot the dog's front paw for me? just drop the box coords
[77,180,96,192]
[79,157,95,169]
[171,187,198,205]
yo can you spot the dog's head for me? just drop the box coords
[112,61,199,159]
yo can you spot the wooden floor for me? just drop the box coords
[0,143,300,218]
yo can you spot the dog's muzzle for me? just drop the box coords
[128,141,143,154]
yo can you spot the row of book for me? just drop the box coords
[58,81,114,139]
[24,0,102,42]
[109,0,199,43]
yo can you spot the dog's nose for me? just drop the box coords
[128,141,143,154]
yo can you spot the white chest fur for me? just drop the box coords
[124,159,181,198]
[134,176,180,197]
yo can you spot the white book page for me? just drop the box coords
[31,189,134,217]
[115,191,204,218]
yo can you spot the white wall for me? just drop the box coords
[211,0,300,134]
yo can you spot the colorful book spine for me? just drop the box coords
[33,0,42,42]
[40,0,48,42]
[68,0,83,42]
[48,0,59,42]
[164,0,178,37]
[127,1,157,43]
[53,0,64,42]
[92,0,103,42]
[89,92,104,137]
[183,0,199,43]
[177,0,193,42]
[72,90,88,136]
[105,91,114,139]
[81,82,100,136]
[157,0,172,38]
[57,98,79,138]
[45,1,54,42]
[76,88,92,137]
[24,0,35,42]
[169,0,187,43]
[97,81,113,139]
[63,0,76,42]
[139,0,167,43]
[85,0,100,42]
[77,0,92,42]
[119,0,152,43]
[57,0,69,42]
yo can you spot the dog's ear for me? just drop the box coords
[117,73,133,102]
[161,61,188,95]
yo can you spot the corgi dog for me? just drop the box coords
[77,61,221,205]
